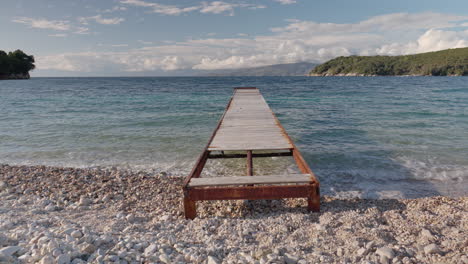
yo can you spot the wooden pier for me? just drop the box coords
[183,87,320,219]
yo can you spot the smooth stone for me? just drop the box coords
[424,244,440,255]
[80,243,96,254]
[45,204,57,211]
[57,253,71,264]
[421,229,434,240]
[366,241,376,249]
[71,230,83,239]
[18,254,32,262]
[0,253,14,263]
[160,215,171,221]
[126,214,136,223]
[40,255,55,264]
[376,247,395,259]
[284,253,299,264]
[52,248,62,257]
[336,247,343,257]
[379,255,390,264]
[357,247,367,256]
[159,253,171,263]
[0,181,7,191]
[207,255,220,264]
[78,197,92,206]
[144,244,158,256]
[0,246,22,256]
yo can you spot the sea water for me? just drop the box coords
[1,76,467,198]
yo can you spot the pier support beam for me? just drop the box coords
[307,185,320,212]
[183,196,196,219]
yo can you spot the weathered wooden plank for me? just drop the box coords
[188,174,311,187]
[207,146,291,151]
[186,184,314,201]
[208,152,292,159]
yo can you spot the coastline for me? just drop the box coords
[1,164,466,263]
[308,73,466,77]
[0,73,30,80]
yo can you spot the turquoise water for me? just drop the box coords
[1,77,467,198]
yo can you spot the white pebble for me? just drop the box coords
[376,247,395,259]
[71,230,83,239]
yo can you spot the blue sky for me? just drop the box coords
[1,0,468,76]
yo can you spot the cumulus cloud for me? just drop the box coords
[120,0,265,16]
[36,12,468,74]
[12,17,70,31]
[376,29,468,55]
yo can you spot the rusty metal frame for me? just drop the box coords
[182,87,320,219]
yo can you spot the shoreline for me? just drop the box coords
[1,164,467,263]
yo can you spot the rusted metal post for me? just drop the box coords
[307,184,320,212]
[247,150,253,176]
[183,195,196,219]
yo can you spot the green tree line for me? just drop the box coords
[310,47,468,76]
[0,50,35,77]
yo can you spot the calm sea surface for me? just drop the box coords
[1,77,467,198]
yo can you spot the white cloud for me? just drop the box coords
[271,12,468,33]
[74,27,90,35]
[274,0,297,5]
[111,44,129,47]
[138,40,153,45]
[48,33,67,37]
[12,16,93,35]
[200,1,235,15]
[120,0,200,15]
[376,29,468,55]
[78,15,125,25]
[36,12,468,74]
[120,0,265,16]
[103,6,128,13]
[12,17,70,31]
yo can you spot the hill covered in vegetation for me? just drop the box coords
[0,50,35,79]
[204,62,317,76]
[310,47,468,76]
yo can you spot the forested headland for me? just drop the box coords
[310,47,468,76]
[0,50,35,79]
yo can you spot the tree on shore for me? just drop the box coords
[0,49,35,77]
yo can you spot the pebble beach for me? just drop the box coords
[0,164,466,264]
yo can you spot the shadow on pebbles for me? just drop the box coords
[0,164,467,264]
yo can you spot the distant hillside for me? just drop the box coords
[204,62,317,76]
[310,47,468,76]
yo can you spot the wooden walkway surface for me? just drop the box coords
[183,87,320,219]
[208,88,292,151]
